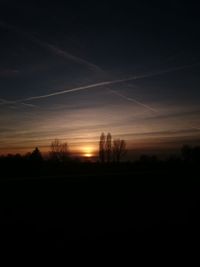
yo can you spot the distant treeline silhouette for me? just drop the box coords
[0,137,200,178]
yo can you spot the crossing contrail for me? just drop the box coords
[19,61,200,102]
[0,20,102,72]
[1,62,199,112]
[1,20,200,112]
[28,37,102,72]
[109,89,157,113]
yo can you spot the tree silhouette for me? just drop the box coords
[50,139,69,162]
[105,132,112,163]
[29,147,43,162]
[99,133,106,163]
[112,139,126,163]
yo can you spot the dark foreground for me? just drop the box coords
[0,166,200,261]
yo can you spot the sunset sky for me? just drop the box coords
[0,1,200,157]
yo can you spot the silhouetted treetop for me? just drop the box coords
[29,147,43,162]
[105,133,112,163]
[99,132,106,163]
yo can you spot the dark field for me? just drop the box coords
[0,164,200,259]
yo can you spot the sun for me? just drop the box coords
[84,153,92,157]
[82,146,94,157]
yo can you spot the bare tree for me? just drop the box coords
[112,139,126,163]
[50,139,69,162]
[105,132,112,163]
[99,132,106,163]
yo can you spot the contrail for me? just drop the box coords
[109,89,157,113]
[20,102,37,108]
[35,42,102,72]
[19,62,200,102]
[0,20,102,72]
[1,20,200,112]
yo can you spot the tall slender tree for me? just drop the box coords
[99,133,106,163]
[105,132,112,163]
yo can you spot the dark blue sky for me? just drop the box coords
[0,1,200,155]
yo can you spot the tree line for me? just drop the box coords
[0,133,127,163]
[48,133,127,163]
[0,142,200,178]
[0,134,200,165]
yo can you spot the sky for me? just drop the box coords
[0,1,200,157]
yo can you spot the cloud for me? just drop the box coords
[123,128,200,138]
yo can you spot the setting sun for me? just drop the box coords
[82,146,94,157]
[85,153,92,157]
